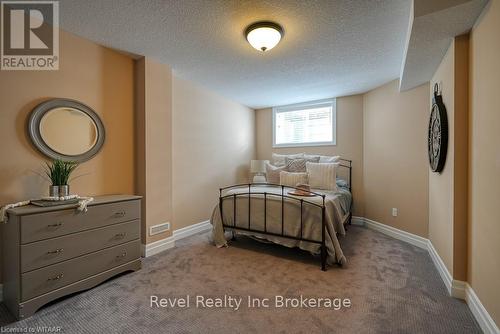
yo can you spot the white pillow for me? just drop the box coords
[303,154,320,161]
[319,155,341,163]
[303,154,340,163]
[265,162,287,184]
[306,162,339,191]
[272,153,304,167]
[279,171,308,188]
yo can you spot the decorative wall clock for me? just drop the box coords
[428,83,448,173]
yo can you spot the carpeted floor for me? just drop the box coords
[0,225,480,333]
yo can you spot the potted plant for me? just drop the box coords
[45,159,78,197]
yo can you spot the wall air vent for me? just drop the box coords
[149,222,170,236]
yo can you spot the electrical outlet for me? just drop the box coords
[392,208,398,217]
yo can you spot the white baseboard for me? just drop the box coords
[427,240,453,294]
[451,280,467,300]
[359,217,428,250]
[173,220,211,241]
[466,284,500,334]
[141,235,175,257]
[142,220,211,257]
[358,216,499,333]
[427,241,467,299]
[351,216,365,226]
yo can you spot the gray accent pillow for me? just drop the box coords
[272,153,304,167]
[285,156,320,172]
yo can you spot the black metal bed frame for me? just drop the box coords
[219,159,352,271]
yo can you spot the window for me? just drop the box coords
[272,99,336,148]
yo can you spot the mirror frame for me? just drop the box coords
[28,98,106,162]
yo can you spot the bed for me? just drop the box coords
[210,159,352,271]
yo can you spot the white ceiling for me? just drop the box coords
[400,0,488,91]
[58,0,411,109]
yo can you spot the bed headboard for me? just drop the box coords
[337,158,352,192]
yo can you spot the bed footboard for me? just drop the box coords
[219,183,327,270]
[218,159,352,271]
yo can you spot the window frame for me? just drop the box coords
[272,98,337,148]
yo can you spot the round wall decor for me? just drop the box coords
[428,83,448,173]
[28,98,106,162]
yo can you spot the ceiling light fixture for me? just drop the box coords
[245,21,284,52]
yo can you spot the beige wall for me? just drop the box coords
[255,95,365,216]
[172,76,255,230]
[0,6,497,327]
[135,57,173,243]
[428,35,469,280]
[0,30,135,282]
[429,41,455,274]
[363,80,429,237]
[40,109,98,155]
[469,0,500,325]
[453,34,469,282]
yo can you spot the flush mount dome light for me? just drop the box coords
[245,21,283,52]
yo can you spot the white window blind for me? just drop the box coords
[273,99,336,147]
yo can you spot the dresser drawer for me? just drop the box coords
[21,220,140,273]
[21,240,140,301]
[20,200,140,244]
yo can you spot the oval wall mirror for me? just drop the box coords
[28,99,105,162]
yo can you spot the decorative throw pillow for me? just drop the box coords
[303,154,320,161]
[265,162,287,184]
[306,162,339,191]
[285,156,320,172]
[272,153,304,167]
[318,155,341,163]
[304,154,340,163]
[279,171,309,188]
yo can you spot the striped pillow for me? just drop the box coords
[306,162,339,191]
[279,171,308,188]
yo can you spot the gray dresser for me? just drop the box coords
[2,195,142,319]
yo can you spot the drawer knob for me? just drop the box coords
[116,252,127,259]
[47,273,64,281]
[113,211,126,218]
[47,248,63,255]
[47,222,63,228]
[114,233,126,239]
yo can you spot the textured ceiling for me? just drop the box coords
[58,0,411,109]
[400,0,488,91]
